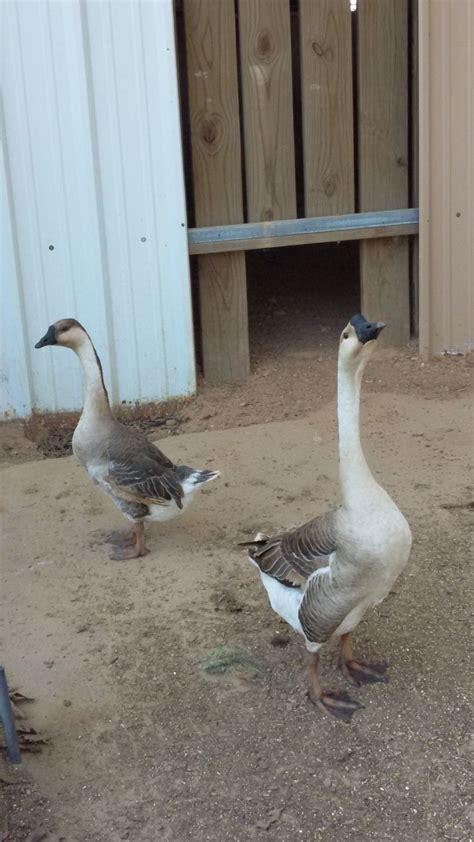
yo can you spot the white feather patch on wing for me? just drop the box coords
[248,555,303,634]
[145,496,193,522]
[180,470,220,495]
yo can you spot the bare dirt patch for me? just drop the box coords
[1,393,472,841]
[1,245,472,839]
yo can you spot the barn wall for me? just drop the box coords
[0,0,195,419]
[419,0,474,355]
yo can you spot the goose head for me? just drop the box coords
[35,318,88,352]
[338,314,385,369]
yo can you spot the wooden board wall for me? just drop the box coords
[300,0,355,216]
[357,0,410,345]
[238,0,296,222]
[181,0,414,382]
[184,0,250,381]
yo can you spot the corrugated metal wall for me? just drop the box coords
[419,0,474,355]
[0,0,195,419]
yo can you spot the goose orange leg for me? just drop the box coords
[306,652,364,722]
[109,522,149,561]
[338,633,388,686]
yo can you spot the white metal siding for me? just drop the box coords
[0,0,195,419]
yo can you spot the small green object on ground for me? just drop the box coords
[200,647,265,676]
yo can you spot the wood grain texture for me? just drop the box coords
[184,0,243,226]
[357,0,410,344]
[238,0,296,221]
[198,253,249,382]
[357,0,408,210]
[184,0,249,381]
[360,238,410,345]
[299,0,354,216]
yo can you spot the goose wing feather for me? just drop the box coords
[248,510,338,587]
[103,424,184,508]
[298,567,357,644]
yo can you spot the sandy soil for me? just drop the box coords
[0,393,472,840]
[1,247,473,840]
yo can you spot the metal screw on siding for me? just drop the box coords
[0,666,21,764]
[141,237,147,242]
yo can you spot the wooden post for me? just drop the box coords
[357,0,410,345]
[184,0,250,382]
[238,0,296,221]
[300,0,355,216]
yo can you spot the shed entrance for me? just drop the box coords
[176,0,418,382]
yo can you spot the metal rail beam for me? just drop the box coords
[188,209,419,254]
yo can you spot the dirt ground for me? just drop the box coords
[1,246,473,840]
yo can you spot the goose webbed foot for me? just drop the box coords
[306,651,364,723]
[105,529,136,547]
[340,658,388,686]
[108,523,149,561]
[308,688,365,722]
[339,633,388,686]
[109,545,149,561]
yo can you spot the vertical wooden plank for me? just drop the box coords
[299,0,354,216]
[199,253,249,383]
[184,0,243,227]
[358,0,408,210]
[360,238,410,333]
[184,0,249,381]
[238,0,296,221]
[357,0,410,345]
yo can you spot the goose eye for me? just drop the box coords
[343,332,349,339]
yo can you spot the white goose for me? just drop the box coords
[243,315,412,721]
[35,319,220,559]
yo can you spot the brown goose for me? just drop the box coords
[243,315,412,721]
[35,319,220,559]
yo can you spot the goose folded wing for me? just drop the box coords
[298,567,357,644]
[104,439,184,508]
[249,510,338,588]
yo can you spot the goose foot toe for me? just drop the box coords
[308,689,365,722]
[109,545,149,561]
[104,529,136,547]
[106,522,149,560]
[340,658,389,686]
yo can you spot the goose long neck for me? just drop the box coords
[75,335,111,421]
[337,357,373,503]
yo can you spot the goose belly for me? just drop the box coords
[334,571,400,637]
[335,599,372,637]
